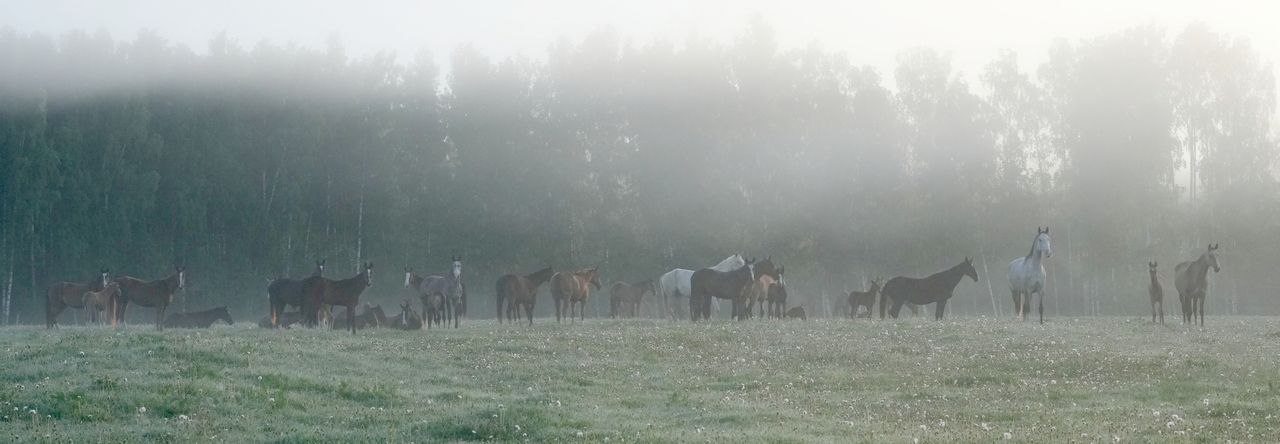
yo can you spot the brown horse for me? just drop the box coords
[551,267,602,323]
[389,298,423,330]
[847,278,883,319]
[766,277,788,319]
[82,281,120,325]
[115,265,186,330]
[268,259,325,328]
[1148,261,1164,324]
[495,266,555,325]
[744,259,783,319]
[162,306,234,328]
[45,268,110,328]
[331,303,386,330]
[1175,244,1220,326]
[304,262,373,334]
[689,258,757,322]
[609,279,654,318]
[880,258,978,320]
[784,305,807,320]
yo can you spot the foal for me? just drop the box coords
[551,267,602,323]
[1148,261,1164,324]
[82,281,120,325]
[847,278,882,319]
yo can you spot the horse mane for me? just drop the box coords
[526,267,555,285]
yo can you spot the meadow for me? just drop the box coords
[2,317,1278,442]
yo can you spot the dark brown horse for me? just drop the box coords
[45,268,110,328]
[551,267,602,323]
[847,278,883,319]
[162,306,234,328]
[689,258,757,322]
[81,281,120,325]
[115,265,186,330]
[880,258,978,320]
[330,303,386,330]
[1148,261,1164,324]
[766,277,788,319]
[609,279,654,318]
[268,259,325,328]
[784,305,807,320]
[744,259,783,319]
[1175,244,1220,326]
[495,266,555,325]
[389,298,423,330]
[304,262,373,334]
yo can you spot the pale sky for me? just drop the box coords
[4,0,1279,91]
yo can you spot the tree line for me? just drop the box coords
[1,21,1276,323]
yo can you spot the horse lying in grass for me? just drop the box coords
[163,306,234,328]
[330,303,386,330]
[389,299,423,330]
[258,311,305,329]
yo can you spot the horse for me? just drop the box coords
[551,267,602,323]
[846,278,882,319]
[331,303,387,330]
[304,262,373,334]
[689,258,756,322]
[1007,227,1053,323]
[408,256,465,329]
[81,281,120,325]
[45,268,110,328]
[258,311,305,328]
[495,266,555,325]
[880,257,978,320]
[267,259,325,328]
[1148,261,1164,324]
[658,254,744,320]
[784,305,807,321]
[744,259,783,319]
[115,265,186,330]
[162,306,234,328]
[609,279,654,318]
[389,298,423,330]
[766,275,788,319]
[1175,244,1220,326]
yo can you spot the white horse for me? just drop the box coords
[659,254,744,320]
[1007,227,1052,323]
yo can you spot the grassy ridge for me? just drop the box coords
[2,317,1279,442]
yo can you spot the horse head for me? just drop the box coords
[451,256,463,280]
[314,259,326,277]
[218,307,234,325]
[1148,261,1158,274]
[1034,227,1052,258]
[871,277,884,293]
[962,257,979,282]
[175,265,186,290]
[99,268,110,288]
[363,262,374,287]
[1205,244,1221,273]
[403,266,414,288]
[585,267,602,290]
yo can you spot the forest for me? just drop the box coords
[1,21,1277,323]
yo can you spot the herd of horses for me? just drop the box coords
[42,227,1225,331]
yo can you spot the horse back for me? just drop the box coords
[1172,261,1197,294]
[49,282,89,307]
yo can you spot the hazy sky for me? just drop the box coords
[4,0,1279,89]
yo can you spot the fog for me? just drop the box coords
[1,3,1278,323]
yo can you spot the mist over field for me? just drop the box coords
[4,2,1280,442]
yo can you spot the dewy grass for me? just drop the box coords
[1,317,1279,442]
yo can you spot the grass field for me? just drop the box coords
[2,316,1279,442]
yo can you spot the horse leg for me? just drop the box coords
[935,300,947,320]
[1037,291,1044,324]
[347,305,355,334]
[496,294,504,324]
[1197,296,1205,327]
[156,304,166,331]
[524,301,533,326]
[1158,301,1164,325]
[888,299,903,319]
